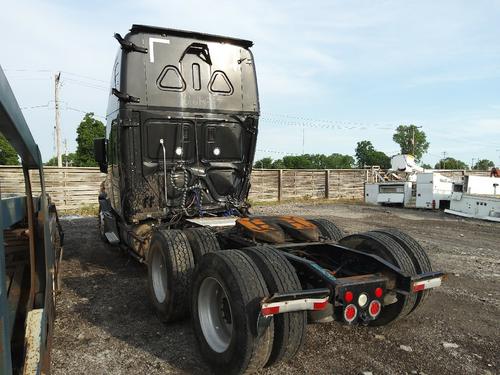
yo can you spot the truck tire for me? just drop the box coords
[191,250,274,375]
[308,218,344,241]
[147,229,195,322]
[184,227,221,263]
[243,246,306,366]
[371,228,432,312]
[339,231,417,326]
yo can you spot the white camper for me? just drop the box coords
[365,181,414,206]
[415,173,454,209]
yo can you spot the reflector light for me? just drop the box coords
[344,304,357,323]
[375,287,383,298]
[260,296,329,316]
[313,300,328,310]
[413,283,425,292]
[261,306,280,316]
[344,291,353,303]
[368,300,381,318]
[412,277,442,292]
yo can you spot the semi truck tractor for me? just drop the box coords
[94,25,445,374]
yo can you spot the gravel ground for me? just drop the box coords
[52,202,499,375]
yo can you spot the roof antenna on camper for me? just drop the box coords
[160,138,168,212]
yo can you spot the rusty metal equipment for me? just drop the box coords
[0,65,63,374]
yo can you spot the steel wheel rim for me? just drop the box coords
[198,277,233,353]
[151,248,168,303]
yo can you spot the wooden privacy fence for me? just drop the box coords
[0,166,104,210]
[0,166,491,210]
[249,169,370,201]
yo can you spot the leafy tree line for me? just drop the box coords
[254,124,496,170]
[254,153,355,169]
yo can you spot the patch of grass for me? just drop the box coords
[60,203,99,217]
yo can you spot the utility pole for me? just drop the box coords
[54,72,62,167]
[471,157,475,170]
[64,138,68,167]
[441,151,447,169]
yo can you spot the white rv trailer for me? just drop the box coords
[415,172,454,209]
[365,181,414,206]
[364,155,418,207]
[445,175,500,222]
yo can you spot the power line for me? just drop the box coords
[260,117,396,131]
[65,106,106,119]
[4,68,107,83]
[256,149,299,156]
[19,103,50,110]
[62,78,109,91]
[261,112,400,130]
[60,70,108,84]
[19,101,106,119]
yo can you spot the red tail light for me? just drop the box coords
[375,287,383,298]
[344,291,353,303]
[368,300,381,318]
[344,304,357,323]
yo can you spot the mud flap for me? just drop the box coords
[99,198,120,245]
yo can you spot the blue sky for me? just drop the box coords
[1,0,499,166]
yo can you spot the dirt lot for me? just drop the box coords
[52,202,499,375]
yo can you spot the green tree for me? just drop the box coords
[45,152,77,166]
[0,133,20,165]
[271,159,285,169]
[434,157,468,170]
[473,159,494,170]
[74,113,105,167]
[421,163,432,169]
[392,125,429,162]
[326,153,355,169]
[355,141,391,169]
[253,157,274,168]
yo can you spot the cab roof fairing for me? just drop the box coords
[128,24,254,49]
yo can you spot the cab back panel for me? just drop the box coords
[107,27,259,222]
[123,33,258,113]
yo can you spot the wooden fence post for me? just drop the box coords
[325,170,330,199]
[277,169,283,201]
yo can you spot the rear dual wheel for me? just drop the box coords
[191,250,274,375]
[243,246,306,366]
[339,231,418,326]
[147,229,195,322]
[147,227,220,322]
[308,218,344,241]
[184,227,221,262]
[191,247,306,374]
[371,228,433,312]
